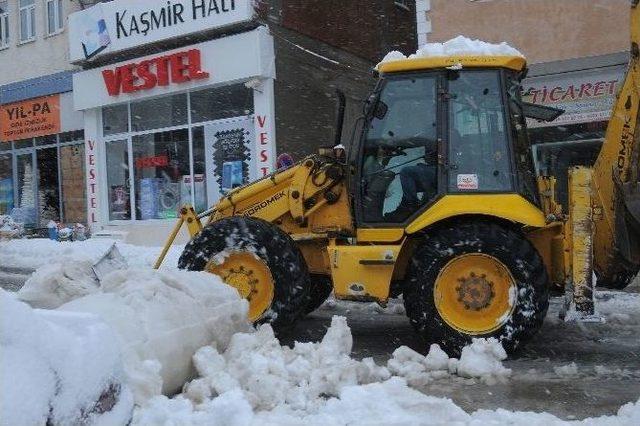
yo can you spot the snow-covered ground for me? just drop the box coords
[1,238,640,425]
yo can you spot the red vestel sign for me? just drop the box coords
[101,49,209,96]
[135,155,169,169]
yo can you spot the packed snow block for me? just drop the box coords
[59,267,250,404]
[0,290,134,426]
[16,259,100,309]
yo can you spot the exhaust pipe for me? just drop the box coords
[334,89,346,147]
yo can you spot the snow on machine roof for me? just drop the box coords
[377,35,527,74]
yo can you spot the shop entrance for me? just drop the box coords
[11,147,61,226]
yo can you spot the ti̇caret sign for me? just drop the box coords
[68,0,254,63]
[0,95,61,142]
[523,65,626,128]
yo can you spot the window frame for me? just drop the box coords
[45,0,64,36]
[19,0,36,43]
[0,1,9,49]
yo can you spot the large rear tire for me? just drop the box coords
[403,220,549,355]
[178,216,310,332]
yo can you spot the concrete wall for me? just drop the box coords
[0,0,81,85]
[426,0,630,64]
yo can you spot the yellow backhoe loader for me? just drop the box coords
[156,1,640,354]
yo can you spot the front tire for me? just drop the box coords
[178,216,310,332]
[403,220,549,355]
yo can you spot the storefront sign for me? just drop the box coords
[69,0,254,63]
[136,155,169,169]
[256,115,272,176]
[0,95,61,142]
[85,140,99,225]
[523,65,626,127]
[73,28,273,110]
[103,49,209,96]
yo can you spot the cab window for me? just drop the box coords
[361,75,438,223]
[447,71,513,193]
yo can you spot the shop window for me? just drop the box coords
[0,142,10,152]
[59,130,85,144]
[106,140,131,221]
[0,153,13,215]
[190,85,254,123]
[35,135,57,146]
[132,129,190,220]
[102,104,129,136]
[130,93,188,132]
[46,0,63,35]
[14,138,33,149]
[19,0,35,43]
[0,1,9,48]
[60,144,87,223]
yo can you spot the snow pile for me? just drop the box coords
[388,338,511,386]
[0,238,184,270]
[554,362,579,377]
[379,35,523,65]
[0,290,133,426]
[58,267,251,403]
[14,260,250,405]
[184,316,390,410]
[0,215,23,238]
[456,338,512,382]
[133,317,639,425]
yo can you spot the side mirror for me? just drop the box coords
[373,101,388,119]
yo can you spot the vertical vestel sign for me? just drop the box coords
[85,140,98,225]
[257,115,270,176]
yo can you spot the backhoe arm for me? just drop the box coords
[591,0,640,286]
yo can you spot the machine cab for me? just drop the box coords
[354,56,540,226]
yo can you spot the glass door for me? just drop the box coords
[36,146,60,224]
[105,139,131,221]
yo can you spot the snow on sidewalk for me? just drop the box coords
[0,238,183,271]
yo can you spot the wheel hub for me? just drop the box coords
[220,266,260,301]
[456,272,495,311]
[434,253,516,335]
[205,251,275,322]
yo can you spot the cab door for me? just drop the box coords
[355,72,444,229]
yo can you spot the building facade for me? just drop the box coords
[0,0,85,229]
[417,0,631,208]
[64,0,416,244]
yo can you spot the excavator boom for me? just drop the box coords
[591,0,640,287]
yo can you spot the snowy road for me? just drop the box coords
[283,288,640,420]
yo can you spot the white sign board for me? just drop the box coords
[68,0,254,63]
[72,27,275,110]
[204,117,254,204]
[523,65,626,128]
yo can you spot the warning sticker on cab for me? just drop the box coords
[457,174,479,190]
